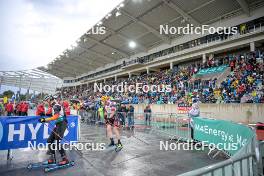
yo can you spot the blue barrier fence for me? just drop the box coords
[0,115,79,150]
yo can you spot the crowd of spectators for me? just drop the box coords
[60,50,264,105]
[0,101,29,116]
[35,99,71,117]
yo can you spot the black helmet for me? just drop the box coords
[44,95,54,101]
[53,104,61,113]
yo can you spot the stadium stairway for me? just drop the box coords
[192,66,231,87]
[216,67,231,87]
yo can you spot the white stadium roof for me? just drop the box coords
[0,69,62,94]
[38,0,264,79]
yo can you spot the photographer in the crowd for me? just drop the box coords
[127,105,135,129]
[118,104,127,128]
[188,99,200,140]
[144,105,152,126]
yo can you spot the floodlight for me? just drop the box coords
[116,11,121,17]
[129,41,137,48]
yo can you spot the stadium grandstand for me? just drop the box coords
[38,0,264,105]
[1,0,264,176]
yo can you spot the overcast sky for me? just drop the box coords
[0,0,123,71]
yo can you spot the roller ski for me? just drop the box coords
[44,160,75,173]
[27,158,57,169]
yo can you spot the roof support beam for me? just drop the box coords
[77,51,106,65]
[80,53,109,65]
[78,44,116,63]
[31,69,55,78]
[235,0,250,16]
[120,9,171,44]
[162,0,201,26]
[67,51,104,67]
[60,54,93,71]
[50,68,74,77]
[49,64,80,76]
[85,37,130,58]
[66,60,96,72]
[54,61,88,74]
[65,59,90,71]
[49,70,64,78]
[17,71,47,78]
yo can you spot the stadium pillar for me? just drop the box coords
[202,53,207,64]
[128,72,131,78]
[170,62,173,70]
[104,78,106,83]
[209,53,214,60]
[114,75,117,81]
[146,67,149,74]
[250,41,255,52]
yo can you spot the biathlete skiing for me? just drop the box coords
[38,95,69,165]
[103,97,123,151]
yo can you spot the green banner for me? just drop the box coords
[196,65,228,76]
[193,117,254,155]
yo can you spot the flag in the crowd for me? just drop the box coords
[3,96,8,104]
[11,94,16,101]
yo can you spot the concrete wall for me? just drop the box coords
[133,104,264,124]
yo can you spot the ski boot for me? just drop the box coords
[58,157,69,165]
[115,143,123,152]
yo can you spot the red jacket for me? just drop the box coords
[36,104,45,115]
[16,104,22,112]
[6,103,14,112]
[65,107,70,116]
[46,106,53,115]
[63,101,71,115]
[21,103,29,113]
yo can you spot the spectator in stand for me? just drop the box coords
[58,50,264,105]
[118,104,127,127]
[16,102,22,116]
[21,101,29,116]
[0,101,4,116]
[5,101,14,116]
[144,105,152,126]
[36,102,45,116]
[98,104,104,123]
[127,105,135,129]
[188,99,200,140]
[63,101,71,116]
